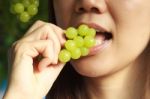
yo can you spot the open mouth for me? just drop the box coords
[87,31,112,55]
[86,23,113,43]
[75,22,113,55]
[87,24,113,55]
[97,32,113,41]
[94,29,113,47]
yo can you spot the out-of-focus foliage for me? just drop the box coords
[0,0,49,84]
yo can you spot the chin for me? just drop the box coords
[70,57,117,77]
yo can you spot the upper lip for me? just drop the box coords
[76,22,110,33]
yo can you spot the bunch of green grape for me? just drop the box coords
[10,0,39,23]
[58,24,96,63]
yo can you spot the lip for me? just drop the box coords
[76,22,110,33]
[88,39,112,56]
[74,22,113,55]
[75,22,112,56]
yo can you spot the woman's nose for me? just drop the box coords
[75,0,107,14]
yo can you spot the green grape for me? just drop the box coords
[32,0,39,7]
[22,0,30,7]
[58,49,71,63]
[87,28,96,37]
[65,40,77,51]
[65,27,78,39]
[78,24,89,36]
[27,4,38,16]
[29,0,35,3]
[10,0,39,23]
[73,36,84,47]
[20,12,30,22]
[80,47,89,56]
[84,36,96,48]
[58,24,96,62]
[70,48,81,59]
[14,3,24,14]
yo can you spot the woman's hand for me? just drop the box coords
[3,20,66,99]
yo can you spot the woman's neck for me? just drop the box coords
[84,59,148,99]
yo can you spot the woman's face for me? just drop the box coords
[53,0,150,77]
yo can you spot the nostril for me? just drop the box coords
[78,7,85,13]
[91,7,101,14]
[77,7,101,14]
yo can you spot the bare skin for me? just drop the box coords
[3,0,150,99]
[3,21,67,99]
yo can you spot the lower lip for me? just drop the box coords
[88,39,112,56]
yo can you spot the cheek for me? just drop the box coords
[70,0,150,77]
[108,0,150,23]
[108,0,150,45]
[54,0,74,28]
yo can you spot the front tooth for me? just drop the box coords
[95,39,103,45]
[96,29,105,33]
[96,29,100,32]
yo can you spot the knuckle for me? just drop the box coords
[10,40,30,60]
[35,20,45,25]
[46,39,53,45]
[12,41,29,54]
[43,23,52,30]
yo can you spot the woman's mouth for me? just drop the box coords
[87,24,113,55]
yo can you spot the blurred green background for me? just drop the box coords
[0,0,49,84]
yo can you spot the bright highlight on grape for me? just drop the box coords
[58,24,96,63]
[10,0,39,23]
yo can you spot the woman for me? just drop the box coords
[3,0,150,99]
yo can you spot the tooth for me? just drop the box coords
[96,29,100,32]
[95,39,103,45]
[96,29,105,33]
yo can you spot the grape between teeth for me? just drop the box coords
[58,24,96,63]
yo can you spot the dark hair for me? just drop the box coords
[48,0,56,24]
[46,1,89,99]
[46,63,89,99]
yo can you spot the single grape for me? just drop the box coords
[70,48,81,59]
[80,47,89,56]
[22,0,30,7]
[87,28,96,37]
[29,0,35,3]
[14,3,24,14]
[27,4,38,16]
[73,36,84,47]
[20,12,30,22]
[84,36,96,48]
[58,49,71,63]
[32,0,39,7]
[65,27,78,39]
[65,40,77,51]
[78,24,89,36]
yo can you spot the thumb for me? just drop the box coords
[34,62,65,96]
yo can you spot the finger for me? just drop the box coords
[35,62,65,93]
[32,23,66,62]
[37,40,55,71]
[24,23,66,45]
[13,40,56,72]
[48,23,66,46]
[25,20,45,36]
[33,40,55,63]
[23,24,63,63]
